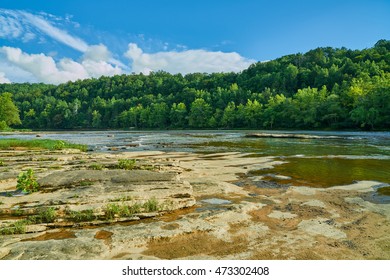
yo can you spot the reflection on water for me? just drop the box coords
[1,130,389,192]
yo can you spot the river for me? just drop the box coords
[1,130,389,200]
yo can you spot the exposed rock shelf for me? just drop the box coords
[0,149,389,260]
[246,133,344,139]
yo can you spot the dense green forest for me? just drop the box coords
[1,40,389,131]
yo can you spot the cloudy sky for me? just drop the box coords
[0,0,389,84]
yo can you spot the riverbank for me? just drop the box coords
[0,148,389,259]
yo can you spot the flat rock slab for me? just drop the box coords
[38,169,177,189]
[0,169,195,232]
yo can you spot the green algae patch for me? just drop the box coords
[377,186,390,196]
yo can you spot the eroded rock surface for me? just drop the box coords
[0,149,389,260]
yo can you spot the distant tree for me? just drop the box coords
[0,92,21,129]
[221,102,236,128]
[170,102,187,128]
[188,98,212,128]
[91,110,102,128]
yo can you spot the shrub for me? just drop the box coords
[69,209,96,222]
[89,163,103,170]
[103,203,121,219]
[0,220,29,235]
[117,159,136,170]
[143,198,159,212]
[103,202,142,219]
[16,169,39,193]
[53,140,65,150]
[0,120,10,131]
[28,207,57,223]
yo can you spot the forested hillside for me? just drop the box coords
[1,40,389,130]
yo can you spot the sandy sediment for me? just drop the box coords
[0,149,389,260]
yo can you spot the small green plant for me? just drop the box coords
[109,195,133,202]
[103,202,142,219]
[143,198,159,212]
[129,203,141,215]
[11,208,25,216]
[0,159,5,166]
[28,207,57,223]
[16,169,40,193]
[53,140,65,150]
[69,209,96,222]
[77,180,95,186]
[117,159,136,170]
[0,220,29,235]
[104,203,121,219]
[89,163,103,170]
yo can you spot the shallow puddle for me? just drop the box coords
[252,157,390,189]
[363,185,390,204]
[196,198,232,212]
[201,198,232,205]
[23,230,76,241]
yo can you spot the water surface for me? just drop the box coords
[1,130,389,194]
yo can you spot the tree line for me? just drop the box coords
[1,39,389,131]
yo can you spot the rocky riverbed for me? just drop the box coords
[0,148,389,260]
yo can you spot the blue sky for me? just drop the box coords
[0,0,389,84]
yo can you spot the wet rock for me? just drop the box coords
[38,170,177,189]
[246,133,344,139]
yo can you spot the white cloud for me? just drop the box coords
[125,43,255,74]
[0,46,123,84]
[0,9,255,83]
[0,9,88,52]
[19,11,88,52]
[83,44,127,69]
[0,72,11,84]
[83,44,111,62]
[0,11,22,38]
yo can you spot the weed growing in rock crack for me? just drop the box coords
[143,198,159,212]
[16,169,40,193]
[0,220,29,235]
[28,207,57,223]
[117,159,136,170]
[103,203,121,219]
[109,195,133,202]
[89,163,103,170]
[69,209,96,222]
[11,208,25,216]
[77,181,95,187]
[103,202,142,219]
[0,159,4,166]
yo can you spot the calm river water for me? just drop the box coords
[2,130,389,200]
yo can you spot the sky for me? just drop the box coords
[0,0,389,84]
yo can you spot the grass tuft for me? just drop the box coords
[0,138,87,151]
